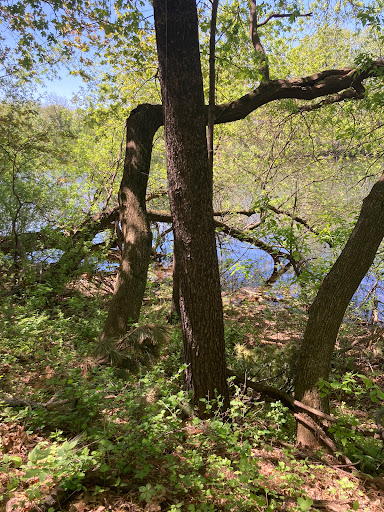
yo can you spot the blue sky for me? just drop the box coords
[36,72,84,100]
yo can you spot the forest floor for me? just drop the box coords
[1,271,384,512]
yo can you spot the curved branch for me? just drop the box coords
[256,12,312,28]
[213,217,292,263]
[137,61,384,126]
[145,208,295,269]
[213,60,383,123]
[227,369,338,422]
[297,87,364,112]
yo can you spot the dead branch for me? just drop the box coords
[0,394,72,410]
[294,412,351,462]
[310,498,355,512]
[265,260,292,285]
[227,369,338,422]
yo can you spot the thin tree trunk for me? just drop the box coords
[168,251,180,324]
[207,0,218,172]
[295,173,384,448]
[99,104,163,342]
[154,0,229,416]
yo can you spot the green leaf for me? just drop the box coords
[39,471,48,482]
[297,496,313,511]
[25,468,43,478]
[10,456,23,468]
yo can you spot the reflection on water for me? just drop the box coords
[31,226,382,324]
[218,237,384,323]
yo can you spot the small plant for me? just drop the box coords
[95,323,169,372]
[139,483,165,503]
[22,437,98,491]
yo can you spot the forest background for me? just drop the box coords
[2,1,384,511]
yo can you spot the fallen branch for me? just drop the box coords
[228,369,338,422]
[0,394,72,410]
[310,498,356,511]
[294,412,352,463]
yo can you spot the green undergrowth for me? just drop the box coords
[1,279,384,511]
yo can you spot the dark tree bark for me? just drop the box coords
[154,0,229,416]
[99,104,163,342]
[295,173,384,448]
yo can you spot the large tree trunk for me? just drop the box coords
[99,105,163,342]
[295,173,384,448]
[154,0,229,416]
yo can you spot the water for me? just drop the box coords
[26,225,384,323]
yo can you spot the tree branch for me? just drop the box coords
[0,394,72,410]
[213,206,327,243]
[227,369,339,422]
[0,204,322,284]
[213,217,293,263]
[297,87,364,113]
[256,12,312,28]
[249,0,269,81]
[213,61,383,124]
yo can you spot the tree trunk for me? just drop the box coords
[154,0,229,416]
[295,173,384,448]
[167,251,180,324]
[99,104,163,342]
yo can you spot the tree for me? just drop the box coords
[103,1,384,422]
[295,173,384,448]
[99,104,163,342]
[0,98,81,287]
[153,0,230,414]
